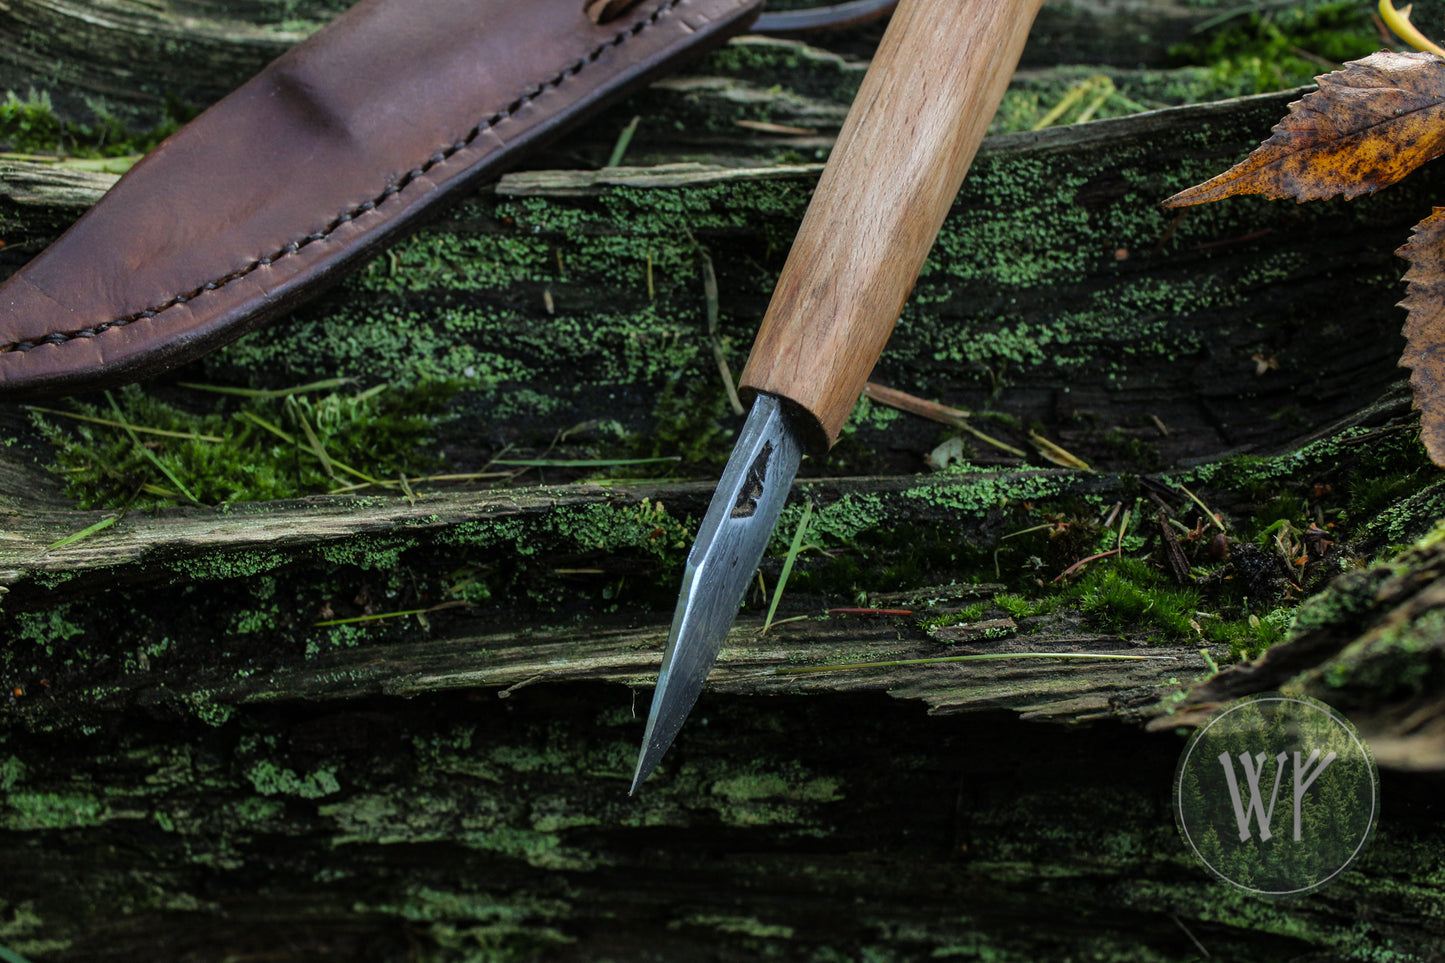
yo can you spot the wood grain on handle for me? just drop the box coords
[738,0,1043,454]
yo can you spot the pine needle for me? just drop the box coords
[291,404,335,480]
[106,391,199,505]
[314,600,469,626]
[26,405,224,442]
[178,377,355,398]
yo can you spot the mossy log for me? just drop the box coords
[4,2,1445,961]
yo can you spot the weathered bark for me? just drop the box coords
[3,2,1445,961]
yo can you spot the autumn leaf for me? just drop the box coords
[1396,208,1445,464]
[1162,51,1445,207]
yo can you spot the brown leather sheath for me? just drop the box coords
[0,0,765,398]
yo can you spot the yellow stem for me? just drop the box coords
[1380,1,1445,58]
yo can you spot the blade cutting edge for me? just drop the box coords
[630,393,803,794]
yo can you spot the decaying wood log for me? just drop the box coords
[3,2,1445,960]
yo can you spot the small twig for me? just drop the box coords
[498,674,547,700]
[863,382,1026,458]
[1151,210,1187,259]
[1102,501,1122,530]
[1171,914,1211,959]
[826,607,914,616]
[1052,548,1120,582]
[492,456,680,468]
[735,119,817,136]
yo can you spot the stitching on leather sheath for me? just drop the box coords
[1,0,698,356]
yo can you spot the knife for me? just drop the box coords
[631,0,1044,793]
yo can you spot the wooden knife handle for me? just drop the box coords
[738,0,1043,454]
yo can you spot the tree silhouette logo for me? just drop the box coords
[1173,694,1379,896]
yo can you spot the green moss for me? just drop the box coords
[993,594,1041,619]
[680,914,796,940]
[247,760,341,799]
[1168,2,1380,97]
[11,608,84,646]
[0,88,191,158]
[1067,557,1200,641]
[32,381,456,511]
[4,791,105,830]
[918,603,989,630]
[0,756,23,794]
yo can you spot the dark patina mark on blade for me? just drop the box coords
[730,441,772,518]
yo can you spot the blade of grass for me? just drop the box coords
[26,405,223,442]
[106,391,199,505]
[238,409,298,444]
[763,498,813,633]
[179,377,355,398]
[772,650,1174,676]
[49,512,123,549]
[0,943,36,963]
[606,114,641,167]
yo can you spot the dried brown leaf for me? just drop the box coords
[1163,51,1445,207]
[1396,207,1445,465]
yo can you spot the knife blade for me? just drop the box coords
[631,0,1044,793]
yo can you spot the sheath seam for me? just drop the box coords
[1,0,696,356]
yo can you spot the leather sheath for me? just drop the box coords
[0,0,765,398]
